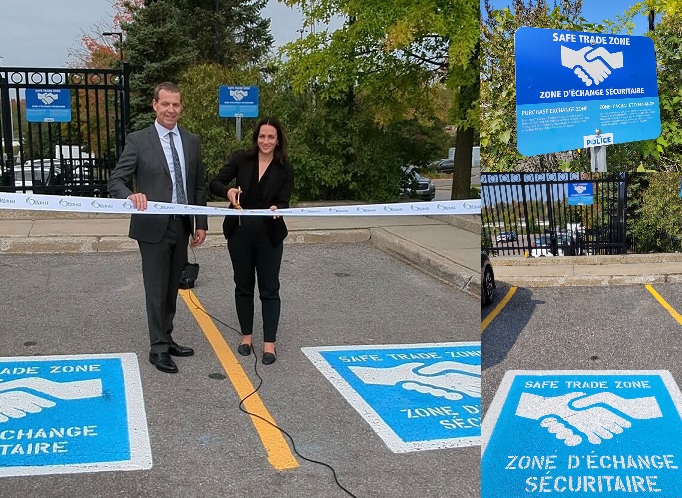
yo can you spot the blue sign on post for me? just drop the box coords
[25,89,72,123]
[567,182,594,206]
[515,27,661,156]
[483,370,682,497]
[218,85,259,118]
[302,342,480,452]
[0,353,151,477]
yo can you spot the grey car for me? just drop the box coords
[400,165,436,201]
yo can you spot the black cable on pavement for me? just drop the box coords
[184,266,357,498]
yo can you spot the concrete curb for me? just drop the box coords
[493,253,682,266]
[434,214,481,234]
[369,227,478,297]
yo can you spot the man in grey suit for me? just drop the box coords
[108,81,208,374]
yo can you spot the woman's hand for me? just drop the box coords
[227,187,242,209]
[270,205,279,219]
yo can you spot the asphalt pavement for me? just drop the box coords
[0,182,482,498]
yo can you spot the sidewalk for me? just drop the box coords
[0,206,481,298]
[491,253,682,287]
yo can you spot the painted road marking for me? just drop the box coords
[481,286,517,332]
[302,342,480,453]
[180,290,298,470]
[646,284,682,327]
[483,370,682,497]
[0,353,151,477]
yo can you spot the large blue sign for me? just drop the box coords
[25,89,72,123]
[567,182,594,206]
[0,353,151,477]
[483,370,682,497]
[218,85,259,118]
[515,27,660,156]
[302,342,480,452]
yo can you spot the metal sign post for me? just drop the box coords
[235,115,242,141]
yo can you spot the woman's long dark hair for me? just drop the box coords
[246,116,288,165]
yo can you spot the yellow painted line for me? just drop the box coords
[646,284,682,327]
[481,286,517,332]
[180,289,299,470]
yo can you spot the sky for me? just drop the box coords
[483,0,655,35]
[0,0,311,68]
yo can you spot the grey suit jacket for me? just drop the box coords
[107,124,209,243]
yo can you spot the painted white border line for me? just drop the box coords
[301,342,481,453]
[482,369,682,457]
[0,352,152,477]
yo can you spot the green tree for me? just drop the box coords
[282,0,477,199]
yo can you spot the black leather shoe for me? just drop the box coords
[149,352,178,373]
[262,352,276,365]
[169,342,194,357]
[237,343,252,356]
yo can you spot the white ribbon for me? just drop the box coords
[0,192,480,217]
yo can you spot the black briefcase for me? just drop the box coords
[179,262,199,289]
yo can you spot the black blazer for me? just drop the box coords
[107,125,208,243]
[209,150,294,245]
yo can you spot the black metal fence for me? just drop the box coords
[482,172,628,257]
[0,66,130,196]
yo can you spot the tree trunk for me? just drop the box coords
[451,126,474,200]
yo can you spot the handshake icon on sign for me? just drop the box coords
[561,45,624,87]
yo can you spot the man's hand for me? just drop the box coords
[191,229,206,248]
[127,192,148,211]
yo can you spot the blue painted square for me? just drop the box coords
[567,182,594,206]
[515,27,660,155]
[0,353,151,477]
[25,89,72,123]
[303,342,480,452]
[483,371,682,497]
[218,85,259,118]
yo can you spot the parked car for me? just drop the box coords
[430,146,480,174]
[496,231,518,243]
[531,233,575,257]
[481,252,496,306]
[400,165,436,201]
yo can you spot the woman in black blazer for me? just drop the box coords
[209,116,294,365]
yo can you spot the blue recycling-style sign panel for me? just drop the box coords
[0,353,151,477]
[482,370,682,497]
[25,89,72,123]
[302,342,480,452]
[567,182,594,206]
[515,27,660,156]
[218,85,259,118]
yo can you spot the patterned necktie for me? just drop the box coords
[168,131,187,204]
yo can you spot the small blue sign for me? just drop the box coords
[567,182,594,206]
[515,27,660,156]
[0,353,151,477]
[483,370,682,497]
[218,85,259,118]
[25,89,72,123]
[302,342,480,452]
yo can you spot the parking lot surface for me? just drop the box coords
[0,243,479,498]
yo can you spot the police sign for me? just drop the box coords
[515,27,660,156]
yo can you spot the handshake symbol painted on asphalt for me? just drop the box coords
[516,391,662,447]
[561,45,624,86]
[349,361,481,400]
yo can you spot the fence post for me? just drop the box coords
[0,73,15,187]
[521,175,532,256]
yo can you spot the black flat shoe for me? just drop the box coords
[169,341,194,357]
[262,352,276,365]
[149,352,178,373]
[237,343,252,356]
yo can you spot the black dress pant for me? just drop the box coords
[138,216,189,353]
[228,217,283,343]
